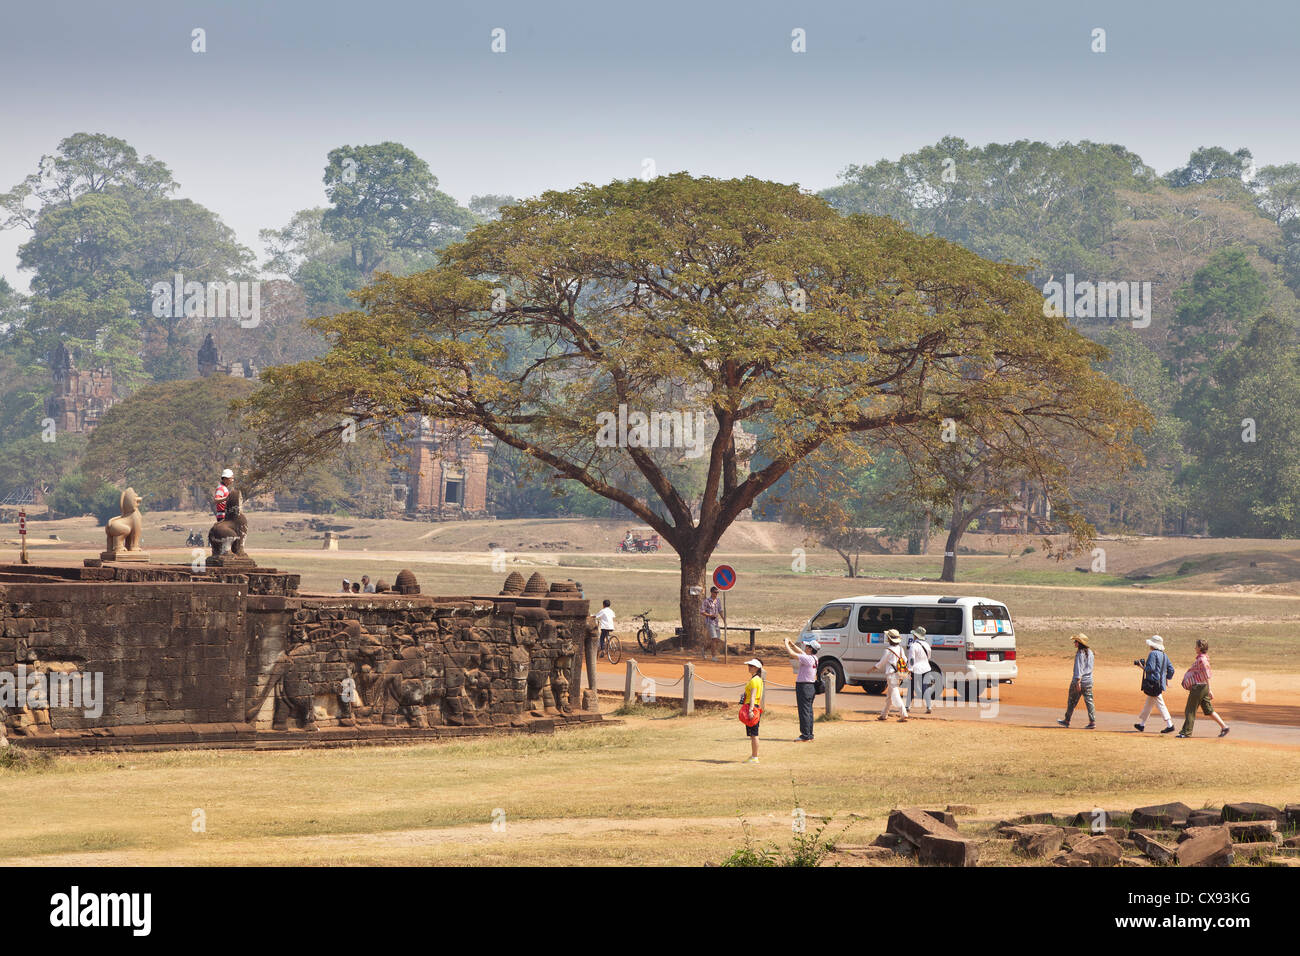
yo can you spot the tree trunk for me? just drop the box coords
[834,547,854,578]
[678,555,709,649]
[921,510,931,554]
[940,523,963,583]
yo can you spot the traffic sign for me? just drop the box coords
[18,510,26,535]
[712,565,736,590]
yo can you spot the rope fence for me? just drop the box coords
[620,659,835,717]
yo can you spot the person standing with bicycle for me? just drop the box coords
[596,599,615,658]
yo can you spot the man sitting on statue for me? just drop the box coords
[214,469,233,520]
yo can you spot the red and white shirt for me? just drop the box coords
[214,483,229,519]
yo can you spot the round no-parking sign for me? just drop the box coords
[712,565,736,590]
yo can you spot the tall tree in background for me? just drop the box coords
[0,133,250,379]
[243,174,1145,642]
[1076,328,1188,533]
[1182,312,1300,536]
[824,137,1154,285]
[322,142,474,277]
[1169,248,1268,380]
[1164,146,1253,188]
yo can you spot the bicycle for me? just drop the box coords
[633,610,657,655]
[603,632,621,664]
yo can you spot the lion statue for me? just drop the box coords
[208,486,249,556]
[104,488,145,554]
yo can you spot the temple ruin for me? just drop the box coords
[0,561,599,751]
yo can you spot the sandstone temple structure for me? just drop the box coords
[0,562,598,751]
[44,343,116,435]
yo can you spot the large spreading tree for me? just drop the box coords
[243,174,1146,644]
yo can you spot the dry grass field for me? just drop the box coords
[4,512,1299,865]
[3,703,1298,866]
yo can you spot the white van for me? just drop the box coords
[799,595,1017,698]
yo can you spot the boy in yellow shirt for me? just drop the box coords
[740,659,764,763]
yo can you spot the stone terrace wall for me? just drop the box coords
[1,581,247,734]
[0,563,595,748]
[244,592,588,732]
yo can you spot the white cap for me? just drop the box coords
[744,659,763,669]
[221,468,234,479]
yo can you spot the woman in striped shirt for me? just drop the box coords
[1176,639,1230,738]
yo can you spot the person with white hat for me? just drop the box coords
[739,659,765,762]
[869,629,909,722]
[1057,633,1096,729]
[214,468,235,521]
[783,636,820,741]
[906,626,934,714]
[1133,634,1176,733]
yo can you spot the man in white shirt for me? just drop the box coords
[595,599,615,657]
[906,626,934,714]
[870,629,909,721]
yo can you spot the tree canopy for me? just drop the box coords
[243,173,1146,636]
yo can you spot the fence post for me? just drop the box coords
[624,660,635,705]
[683,662,695,716]
[824,677,835,717]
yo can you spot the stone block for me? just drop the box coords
[1222,802,1283,824]
[917,832,978,867]
[1226,820,1278,843]
[1132,830,1176,864]
[1176,827,1233,867]
[1131,802,1191,828]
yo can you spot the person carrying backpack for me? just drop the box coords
[1133,634,1176,734]
[906,626,934,714]
[871,629,909,722]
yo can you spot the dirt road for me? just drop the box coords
[595,655,1300,743]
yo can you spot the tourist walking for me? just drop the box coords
[595,599,615,657]
[871,629,909,722]
[906,626,934,714]
[783,636,820,741]
[1057,633,1096,729]
[739,659,764,762]
[1176,639,1230,738]
[1133,634,1176,733]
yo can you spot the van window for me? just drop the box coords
[972,604,1014,636]
[809,604,851,630]
[911,606,963,636]
[857,605,910,633]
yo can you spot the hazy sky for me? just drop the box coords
[3,0,1298,290]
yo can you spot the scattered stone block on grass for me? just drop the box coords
[1284,804,1300,827]
[918,832,979,867]
[1053,835,1122,867]
[1008,824,1066,858]
[1232,842,1280,863]
[924,809,957,829]
[1131,802,1191,829]
[1132,830,1176,864]
[1186,809,1222,828]
[1176,827,1233,867]
[886,808,978,867]
[1226,820,1279,843]
[1222,802,1283,824]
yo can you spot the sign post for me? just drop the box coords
[18,508,29,565]
[712,565,736,663]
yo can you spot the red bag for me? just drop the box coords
[738,703,762,727]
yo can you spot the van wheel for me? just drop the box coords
[819,659,845,693]
[861,681,885,695]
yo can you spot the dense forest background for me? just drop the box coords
[2,134,1298,538]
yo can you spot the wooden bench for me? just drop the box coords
[721,625,763,649]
